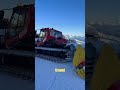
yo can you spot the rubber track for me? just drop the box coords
[36,54,72,63]
[35,47,69,52]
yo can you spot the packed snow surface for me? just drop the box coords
[35,57,85,90]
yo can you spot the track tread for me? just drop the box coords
[36,54,72,63]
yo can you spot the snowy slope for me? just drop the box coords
[86,23,120,55]
[35,57,85,90]
[64,35,85,48]
[86,23,120,38]
[65,35,85,42]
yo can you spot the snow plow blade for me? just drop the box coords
[73,45,85,79]
[91,44,120,90]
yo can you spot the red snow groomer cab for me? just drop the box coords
[0,4,34,50]
[37,28,67,48]
[36,28,76,61]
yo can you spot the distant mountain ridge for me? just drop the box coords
[86,23,120,38]
[64,35,85,45]
[64,35,85,41]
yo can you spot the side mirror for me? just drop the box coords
[0,10,4,20]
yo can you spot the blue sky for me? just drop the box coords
[35,0,85,36]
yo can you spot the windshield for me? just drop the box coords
[54,31,62,38]
[50,30,62,38]
[40,30,46,38]
[9,9,26,37]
